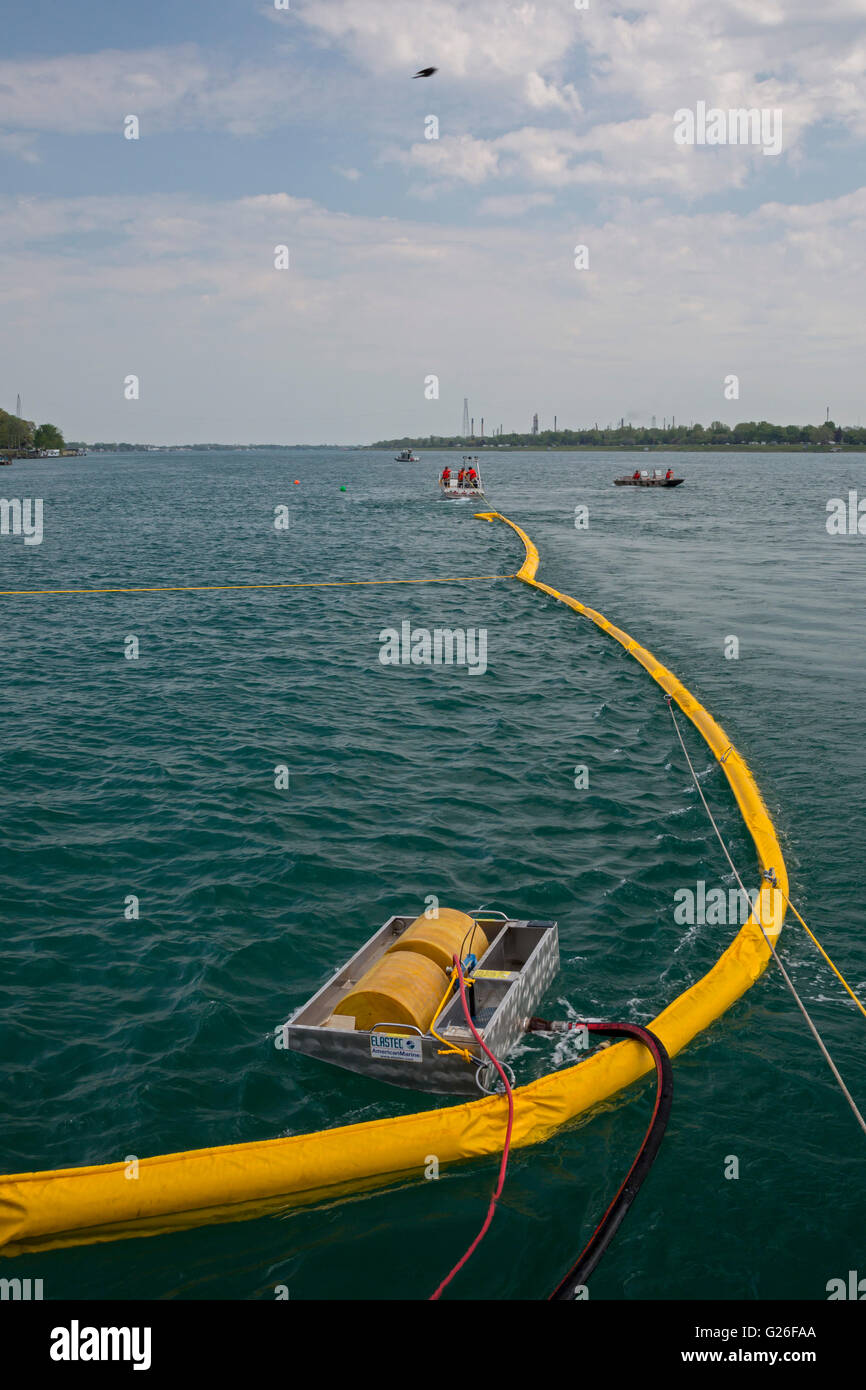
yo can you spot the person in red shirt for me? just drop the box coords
[665,467,673,481]
[632,469,640,481]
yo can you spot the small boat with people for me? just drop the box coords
[395,448,420,462]
[439,455,485,499]
[615,467,683,487]
[0,456,12,466]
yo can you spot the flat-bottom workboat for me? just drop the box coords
[615,469,683,487]
[439,456,485,499]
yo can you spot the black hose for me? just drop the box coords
[527,1018,673,1300]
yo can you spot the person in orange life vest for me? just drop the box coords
[467,465,477,487]
[441,467,451,485]
[665,467,673,480]
[458,467,465,484]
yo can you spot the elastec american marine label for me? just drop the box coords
[370,1033,423,1062]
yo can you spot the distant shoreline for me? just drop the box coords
[365,443,865,454]
[15,442,865,456]
[371,420,866,453]
[38,442,866,455]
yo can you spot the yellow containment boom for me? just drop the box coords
[0,511,787,1256]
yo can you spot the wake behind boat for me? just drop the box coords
[439,455,485,499]
[615,468,684,487]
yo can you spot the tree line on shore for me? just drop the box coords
[0,409,66,453]
[374,419,860,449]
[4,407,863,454]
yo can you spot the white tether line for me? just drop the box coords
[666,698,866,1139]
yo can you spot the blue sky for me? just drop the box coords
[2,0,865,442]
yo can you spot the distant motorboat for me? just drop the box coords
[615,469,683,487]
[395,449,420,462]
[0,456,12,466]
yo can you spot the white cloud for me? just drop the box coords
[389,117,777,196]
[0,3,863,203]
[2,2,866,442]
[296,0,576,78]
[580,0,866,139]
[386,133,501,188]
[0,45,347,138]
[304,0,866,192]
[2,185,865,441]
[524,71,582,114]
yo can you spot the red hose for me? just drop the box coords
[429,957,515,1300]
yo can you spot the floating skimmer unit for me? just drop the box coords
[286,910,559,1096]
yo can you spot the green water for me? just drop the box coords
[1,448,864,1300]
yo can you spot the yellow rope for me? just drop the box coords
[0,574,514,599]
[429,973,474,1064]
[778,889,866,1020]
[666,702,866,1135]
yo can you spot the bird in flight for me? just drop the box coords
[413,67,438,78]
